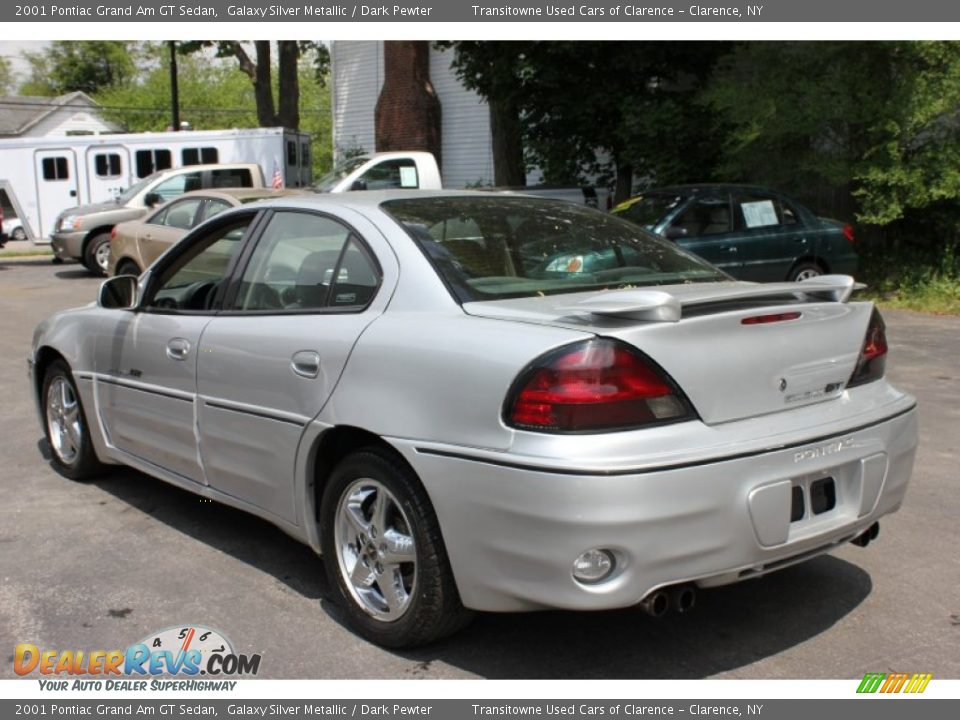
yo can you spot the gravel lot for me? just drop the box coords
[1,257,957,679]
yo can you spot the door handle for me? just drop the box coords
[291,350,321,379]
[166,337,191,361]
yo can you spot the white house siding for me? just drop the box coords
[331,41,382,162]
[428,48,494,188]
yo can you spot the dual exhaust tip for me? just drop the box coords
[850,521,880,548]
[639,584,696,618]
[640,522,880,617]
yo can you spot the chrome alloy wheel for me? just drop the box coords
[95,241,111,273]
[334,478,417,621]
[46,376,82,465]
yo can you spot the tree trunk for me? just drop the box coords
[253,41,277,127]
[277,41,300,130]
[489,97,525,187]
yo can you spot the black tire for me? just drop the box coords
[41,360,106,481]
[12,227,27,242]
[320,448,472,647]
[115,259,142,277]
[83,233,111,277]
[788,261,825,282]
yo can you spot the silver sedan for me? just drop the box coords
[29,191,918,647]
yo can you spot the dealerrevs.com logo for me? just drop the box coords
[14,625,261,691]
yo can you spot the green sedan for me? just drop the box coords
[612,184,858,282]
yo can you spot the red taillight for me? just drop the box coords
[505,339,694,432]
[843,224,856,244]
[110,227,117,240]
[847,309,887,388]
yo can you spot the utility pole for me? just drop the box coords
[169,40,180,131]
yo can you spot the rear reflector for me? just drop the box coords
[505,338,695,433]
[741,312,802,325]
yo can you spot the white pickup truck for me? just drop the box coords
[314,151,610,209]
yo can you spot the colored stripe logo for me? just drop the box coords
[857,672,932,694]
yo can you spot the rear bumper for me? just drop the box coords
[392,399,917,612]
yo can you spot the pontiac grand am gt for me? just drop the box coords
[29,191,917,647]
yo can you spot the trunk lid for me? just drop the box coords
[463,278,871,425]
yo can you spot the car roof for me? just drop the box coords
[638,183,788,196]
[178,188,307,205]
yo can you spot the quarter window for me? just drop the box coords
[41,157,69,181]
[94,153,122,178]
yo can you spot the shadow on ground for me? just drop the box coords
[87,461,872,679]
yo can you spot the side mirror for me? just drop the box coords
[664,225,688,241]
[144,192,162,208]
[350,179,367,191]
[98,275,139,309]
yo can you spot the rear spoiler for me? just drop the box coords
[564,275,865,323]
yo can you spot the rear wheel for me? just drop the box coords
[320,449,472,647]
[42,360,105,481]
[83,233,111,277]
[788,261,825,282]
[115,259,142,277]
[11,226,27,242]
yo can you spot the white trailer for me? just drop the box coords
[0,127,312,243]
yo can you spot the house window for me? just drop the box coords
[41,157,69,181]
[135,149,173,178]
[182,147,219,166]
[94,153,122,178]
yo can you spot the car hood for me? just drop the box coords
[462,277,871,425]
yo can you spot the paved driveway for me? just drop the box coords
[1,258,957,679]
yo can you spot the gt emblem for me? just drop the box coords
[779,378,788,392]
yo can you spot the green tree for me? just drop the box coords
[439,42,729,200]
[0,56,13,94]
[178,41,329,130]
[19,41,137,96]
[705,41,960,230]
[95,49,332,175]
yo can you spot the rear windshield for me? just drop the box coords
[382,196,726,303]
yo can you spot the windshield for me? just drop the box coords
[116,173,162,204]
[382,196,727,303]
[614,192,686,229]
[312,157,369,193]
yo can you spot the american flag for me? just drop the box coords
[272,159,284,189]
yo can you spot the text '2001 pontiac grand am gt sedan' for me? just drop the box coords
[29,191,918,647]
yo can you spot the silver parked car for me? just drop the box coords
[29,191,918,647]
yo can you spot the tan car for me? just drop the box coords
[108,188,304,276]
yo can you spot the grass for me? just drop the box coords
[0,249,53,259]
[857,242,960,315]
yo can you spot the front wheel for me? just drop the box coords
[320,449,472,647]
[42,360,105,480]
[83,233,111,277]
[12,227,27,242]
